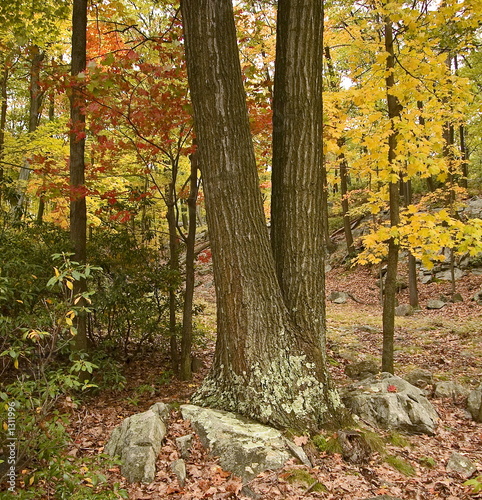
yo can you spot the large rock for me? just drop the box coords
[105,403,168,483]
[342,373,438,435]
[446,452,477,478]
[328,291,349,304]
[404,369,433,390]
[180,404,309,481]
[345,359,379,380]
[467,385,482,422]
[433,381,469,400]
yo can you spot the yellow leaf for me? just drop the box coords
[54,267,60,277]
[14,359,19,369]
[16,300,23,304]
[66,280,73,290]
[29,476,35,485]
[3,422,7,430]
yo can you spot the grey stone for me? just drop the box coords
[433,381,469,399]
[342,373,438,435]
[446,452,477,478]
[362,496,403,500]
[170,459,187,487]
[450,293,464,303]
[467,385,482,422]
[420,273,433,284]
[404,369,433,390]
[426,299,446,310]
[395,304,414,316]
[345,359,380,380]
[176,434,194,460]
[105,403,167,483]
[473,289,482,305]
[435,268,465,281]
[328,291,349,304]
[180,404,295,481]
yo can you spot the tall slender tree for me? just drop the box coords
[70,0,88,352]
[181,0,345,430]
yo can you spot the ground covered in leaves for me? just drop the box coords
[65,264,482,499]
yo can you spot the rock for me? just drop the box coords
[170,459,187,487]
[420,273,433,284]
[328,291,349,304]
[362,496,403,500]
[404,369,433,390]
[450,293,464,303]
[472,289,482,305]
[446,452,477,478]
[342,373,438,435]
[467,385,482,422]
[181,404,298,481]
[105,403,168,483]
[395,304,414,316]
[435,268,465,281]
[426,299,446,310]
[176,434,194,460]
[433,381,469,399]
[345,359,380,380]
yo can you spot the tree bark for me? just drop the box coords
[181,0,345,431]
[16,45,44,217]
[70,0,88,352]
[382,18,402,375]
[180,149,199,380]
[0,59,8,209]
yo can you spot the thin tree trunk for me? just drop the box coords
[16,46,44,218]
[166,165,180,373]
[382,18,402,375]
[180,149,199,380]
[181,0,346,430]
[403,180,419,308]
[0,60,8,209]
[70,0,88,352]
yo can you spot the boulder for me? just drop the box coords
[395,304,414,317]
[467,385,482,422]
[426,299,446,310]
[105,403,168,483]
[362,496,402,500]
[404,369,433,390]
[328,291,349,304]
[473,289,482,305]
[446,452,477,478]
[180,404,307,481]
[342,373,438,435]
[345,359,380,380]
[433,381,469,400]
[170,459,187,487]
[435,268,465,281]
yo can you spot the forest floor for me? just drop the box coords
[67,263,482,500]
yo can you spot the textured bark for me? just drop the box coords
[16,45,44,217]
[0,60,8,208]
[70,0,88,352]
[180,151,199,380]
[382,18,402,375]
[166,170,180,373]
[181,0,345,430]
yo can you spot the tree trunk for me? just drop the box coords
[16,45,44,218]
[166,168,180,373]
[181,0,345,431]
[0,60,8,209]
[382,18,402,375]
[70,0,88,352]
[180,149,199,380]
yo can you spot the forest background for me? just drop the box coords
[1,0,482,497]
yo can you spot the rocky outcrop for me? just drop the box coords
[105,403,168,483]
[467,385,482,422]
[180,404,310,481]
[342,373,438,435]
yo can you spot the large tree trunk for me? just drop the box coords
[181,0,345,431]
[70,0,88,352]
[382,18,402,375]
